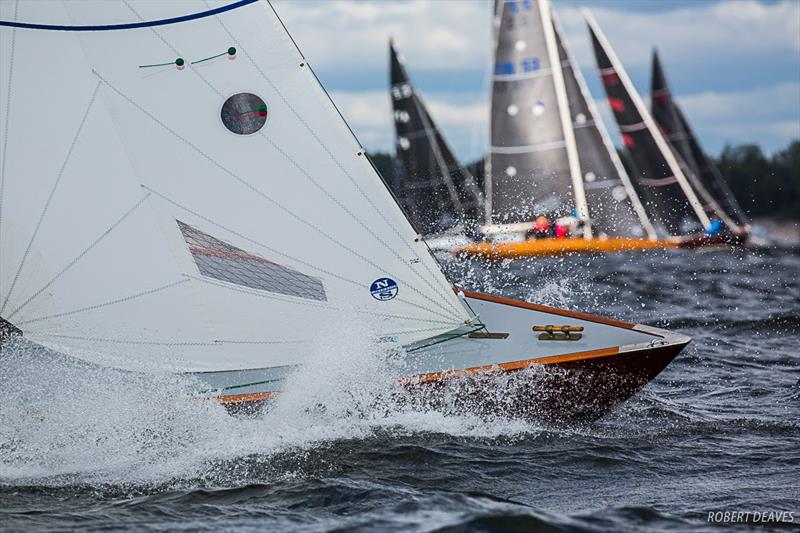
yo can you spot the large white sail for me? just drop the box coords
[0,0,472,373]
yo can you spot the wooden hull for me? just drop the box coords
[218,291,690,424]
[402,339,684,423]
[454,237,677,259]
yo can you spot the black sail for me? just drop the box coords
[587,19,707,236]
[488,0,575,225]
[553,20,652,238]
[651,50,749,229]
[389,41,483,236]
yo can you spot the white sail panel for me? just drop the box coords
[0,0,471,372]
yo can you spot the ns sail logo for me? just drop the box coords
[370,278,398,301]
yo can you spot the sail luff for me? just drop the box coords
[540,0,590,238]
[585,10,711,232]
[551,11,656,240]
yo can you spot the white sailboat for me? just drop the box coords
[0,0,689,422]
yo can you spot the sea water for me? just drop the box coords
[1,246,798,531]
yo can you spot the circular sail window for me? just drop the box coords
[221,93,268,135]
[612,185,628,201]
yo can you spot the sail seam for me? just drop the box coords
[17,278,190,326]
[209,14,468,321]
[490,140,567,154]
[7,193,152,320]
[0,81,102,315]
[28,333,309,347]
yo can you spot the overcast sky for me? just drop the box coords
[273,0,800,163]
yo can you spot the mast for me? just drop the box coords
[551,12,656,240]
[585,10,711,232]
[540,0,590,238]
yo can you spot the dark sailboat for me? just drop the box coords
[552,16,655,240]
[650,49,750,234]
[389,39,484,244]
[585,12,711,239]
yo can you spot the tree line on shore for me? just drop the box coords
[368,139,799,221]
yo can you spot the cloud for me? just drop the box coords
[272,0,490,71]
[557,0,800,68]
[276,0,800,158]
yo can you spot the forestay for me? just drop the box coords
[0,0,472,373]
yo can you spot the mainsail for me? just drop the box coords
[0,0,472,372]
[389,40,483,236]
[586,12,710,237]
[551,13,655,239]
[488,0,584,228]
[651,50,749,230]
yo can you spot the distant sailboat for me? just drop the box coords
[459,0,668,259]
[650,49,750,235]
[0,0,689,422]
[585,11,738,249]
[388,40,483,249]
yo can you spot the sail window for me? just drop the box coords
[178,221,327,301]
[531,100,546,116]
[391,83,413,100]
[507,104,519,116]
[505,166,518,177]
[220,93,268,135]
[515,40,527,51]
[584,172,596,183]
[576,113,587,124]
[612,186,628,201]
[398,137,411,150]
[394,110,410,123]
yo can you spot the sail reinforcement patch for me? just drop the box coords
[220,92,268,135]
[178,221,326,301]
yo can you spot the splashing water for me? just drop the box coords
[0,311,539,490]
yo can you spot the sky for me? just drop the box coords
[272,0,800,164]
